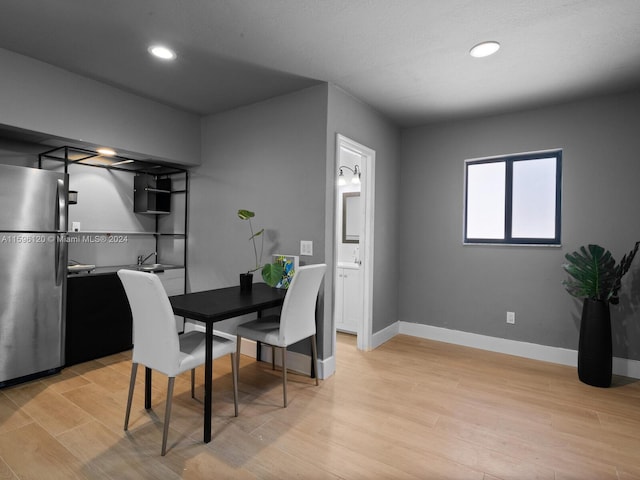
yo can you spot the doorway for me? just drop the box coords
[334,134,375,352]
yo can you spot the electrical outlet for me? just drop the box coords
[72,221,81,232]
[300,240,313,256]
[506,311,515,324]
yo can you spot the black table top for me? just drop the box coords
[169,283,286,323]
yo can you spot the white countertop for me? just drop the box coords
[337,262,360,270]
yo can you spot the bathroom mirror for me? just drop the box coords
[342,192,360,244]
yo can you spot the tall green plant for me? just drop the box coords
[237,209,283,287]
[237,209,264,274]
[562,242,639,304]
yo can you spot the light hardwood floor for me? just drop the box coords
[1,333,640,479]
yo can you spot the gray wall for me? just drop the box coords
[188,85,329,354]
[0,47,200,165]
[399,89,640,361]
[326,85,401,339]
[63,163,161,268]
[189,83,401,360]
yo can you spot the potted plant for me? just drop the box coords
[237,209,283,291]
[562,242,639,387]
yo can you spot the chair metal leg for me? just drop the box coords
[235,335,242,380]
[144,367,152,410]
[191,369,196,399]
[124,362,138,431]
[311,334,319,386]
[281,346,287,407]
[161,377,175,456]
[231,353,239,417]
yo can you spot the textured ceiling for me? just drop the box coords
[0,0,639,126]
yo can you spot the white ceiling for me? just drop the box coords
[1,0,639,127]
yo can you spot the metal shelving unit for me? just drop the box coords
[38,145,189,277]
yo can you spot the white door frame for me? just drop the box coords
[334,134,375,351]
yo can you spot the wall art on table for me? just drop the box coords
[272,254,299,289]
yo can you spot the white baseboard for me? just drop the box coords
[321,354,336,379]
[396,321,640,380]
[188,324,333,379]
[612,356,640,379]
[239,337,258,358]
[209,322,640,380]
[372,321,399,349]
[242,339,332,380]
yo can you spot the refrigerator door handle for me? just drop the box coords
[55,179,67,286]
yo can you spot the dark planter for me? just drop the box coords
[578,299,612,387]
[239,273,253,293]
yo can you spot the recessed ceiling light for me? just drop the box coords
[469,41,500,58]
[148,45,176,60]
[97,148,116,156]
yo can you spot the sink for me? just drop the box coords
[126,263,168,272]
[140,263,164,272]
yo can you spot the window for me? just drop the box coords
[464,150,562,245]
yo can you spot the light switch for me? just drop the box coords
[300,240,313,256]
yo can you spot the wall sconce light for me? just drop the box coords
[338,165,361,186]
[68,190,78,205]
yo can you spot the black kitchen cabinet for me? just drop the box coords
[134,174,172,214]
[65,273,133,366]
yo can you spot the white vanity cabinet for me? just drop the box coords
[335,263,361,334]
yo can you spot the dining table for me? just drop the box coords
[160,283,286,443]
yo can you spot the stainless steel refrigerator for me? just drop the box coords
[0,163,68,387]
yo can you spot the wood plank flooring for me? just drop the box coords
[1,333,640,479]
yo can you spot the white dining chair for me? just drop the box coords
[117,269,238,455]
[235,264,326,407]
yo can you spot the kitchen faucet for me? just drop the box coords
[137,251,157,266]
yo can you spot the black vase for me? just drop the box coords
[239,273,253,293]
[578,299,612,387]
